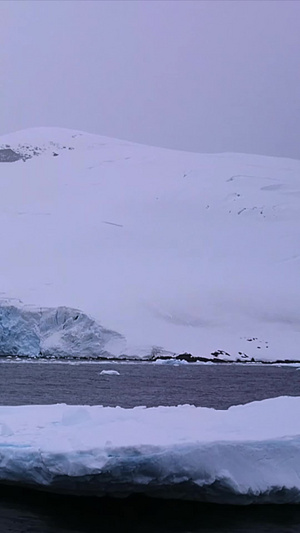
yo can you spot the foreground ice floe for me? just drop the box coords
[0,396,300,504]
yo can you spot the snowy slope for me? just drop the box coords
[0,127,299,361]
[1,397,300,503]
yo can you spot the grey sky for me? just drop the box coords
[1,0,300,159]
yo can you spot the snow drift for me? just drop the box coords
[0,127,300,361]
[0,396,300,504]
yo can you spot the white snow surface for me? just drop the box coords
[0,396,300,504]
[0,126,300,361]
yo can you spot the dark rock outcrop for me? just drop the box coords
[0,148,23,162]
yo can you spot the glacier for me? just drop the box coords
[0,396,300,504]
[0,126,300,361]
[0,302,126,359]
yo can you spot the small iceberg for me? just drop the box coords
[153,358,189,365]
[99,369,120,375]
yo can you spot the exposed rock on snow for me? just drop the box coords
[0,148,23,163]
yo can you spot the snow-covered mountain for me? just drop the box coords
[0,127,299,362]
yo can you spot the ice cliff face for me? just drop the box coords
[1,397,300,503]
[0,302,125,358]
[0,127,300,361]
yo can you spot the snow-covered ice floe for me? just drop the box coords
[1,396,300,504]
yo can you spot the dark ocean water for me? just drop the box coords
[1,361,300,533]
[1,360,300,408]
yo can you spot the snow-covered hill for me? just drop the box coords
[0,127,299,362]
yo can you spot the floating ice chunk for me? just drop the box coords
[99,370,120,375]
[153,358,189,365]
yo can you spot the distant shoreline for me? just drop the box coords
[0,355,299,365]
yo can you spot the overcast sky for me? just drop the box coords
[1,0,300,159]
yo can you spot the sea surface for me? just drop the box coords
[1,361,300,532]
